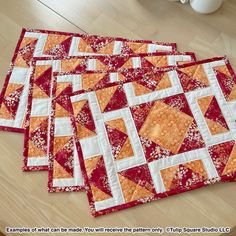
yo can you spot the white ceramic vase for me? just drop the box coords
[190,0,224,14]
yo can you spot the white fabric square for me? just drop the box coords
[31,98,50,116]
[132,57,141,68]
[148,44,172,52]
[9,67,30,84]
[109,72,119,82]
[80,136,102,159]
[54,117,73,136]
[113,41,123,54]
[167,55,192,66]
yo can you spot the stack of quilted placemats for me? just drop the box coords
[1,28,236,216]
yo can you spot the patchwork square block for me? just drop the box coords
[0,28,177,133]
[69,57,236,216]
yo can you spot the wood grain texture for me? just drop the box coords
[0,0,236,235]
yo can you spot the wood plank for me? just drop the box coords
[39,0,236,66]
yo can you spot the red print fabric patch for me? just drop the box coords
[69,57,236,216]
[0,28,176,133]
[23,52,195,175]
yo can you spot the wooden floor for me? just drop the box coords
[0,0,236,235]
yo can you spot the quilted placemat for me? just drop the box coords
[69,57,236,216]
[23,52,196,173]
[48,67,178,192]
[0,28,176,133]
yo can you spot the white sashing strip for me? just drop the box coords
[113,41,123,55]
[33,33,48,57]
[68,37,81,56]
[87,59,97,71]
[9,67,29,84]
[148,44,172,53]
[80,136,102,159]
[31,98,51,116]
[132,57,141,68]
[109,73,119,83]
[227,101,236,120]
[73,140,84,186]
[27,157,48,166]
[54,117,73,136]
